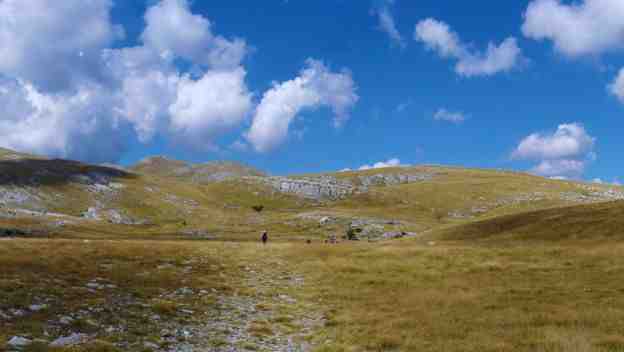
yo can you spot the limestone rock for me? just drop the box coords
[8,336,32,347]
[50,333,87,347]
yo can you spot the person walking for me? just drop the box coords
[261,230,268,244]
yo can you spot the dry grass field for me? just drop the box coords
[1,150,624,351]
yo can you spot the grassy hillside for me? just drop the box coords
[436,200,624,242]
[2,148,624,351]
[130,156,266,183]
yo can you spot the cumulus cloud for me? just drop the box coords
[0,0,254,162]
[414,18,523,77]
[169,68,252,150]
[141,0,247,69]
[522,0,624,57]
[434,108,466,123]
[0,79,129,163]
[530,159,586,178]
[512,123,595,160]
[372,0,405,48]
[512,123,596,178]
[608,68,624,103]
[0,0,123,92]
[359,158,406,170]
[246,59,358,153]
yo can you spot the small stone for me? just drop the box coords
[50,333,87,347]
[59,316,74,325]
[144,341,159,349]
[10,308,26,317]
[29,304,47,312]
[8,336,32,347]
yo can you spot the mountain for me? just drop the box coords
[0,147,621,240]
[130,156,266,183]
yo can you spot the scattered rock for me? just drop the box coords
[81,207,100,220]
[29,304,47,312]
[319,216,334,226]
[8,336,32,348]
[50,333,87,347]
[144,341,159,350]
[59,316,74,325]
[10,308,26,317]
[180,229,216,239]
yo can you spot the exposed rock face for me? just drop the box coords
[560,188,624,203]
[356,173,433,192]
[250,172,435,200]
[264,176,354,200]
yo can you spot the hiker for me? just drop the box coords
[261,230,268,244]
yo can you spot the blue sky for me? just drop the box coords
[0,1,622,182]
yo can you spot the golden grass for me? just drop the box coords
[275,237,624,351]
[2,162,624,351]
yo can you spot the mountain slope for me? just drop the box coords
[0,147,622,241]
[436,200,624,242]
[130,156,266,183]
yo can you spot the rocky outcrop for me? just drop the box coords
[560,187,624,203]
[356,173,434,192]
[249,172,435,200]
[263,176,354,200]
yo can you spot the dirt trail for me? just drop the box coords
[166,251,323,352]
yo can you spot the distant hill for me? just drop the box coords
[130,156,266,183]
[0,146,622,241]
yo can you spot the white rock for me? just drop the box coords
[59,316,74,325]
[29,304,47,312]
[10,309,26,317]
[144,341,159,349]
[8,336,32,347]
[50,333,87,347]
[86,282,101,289]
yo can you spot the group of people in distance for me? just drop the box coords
[260,230,333,245]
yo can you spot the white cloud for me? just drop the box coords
[531,159,586,178]
[169,68,252,150]
[414,18,523,77]
[434,108,466,123]
[372,0,405,48]
[246,59,358,153]
[512,123,596,179]
[141,0,247,69]
[0,79,129,163]
[512,123,595,160]
[522,0,624,57]
[0,0,123,92]
[0,0,255,162]
[414,19,464,58]
[359,158,405,170]
[608,68,624,103]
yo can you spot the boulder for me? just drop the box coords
[50,333,87,347]
[8,336,32,348]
